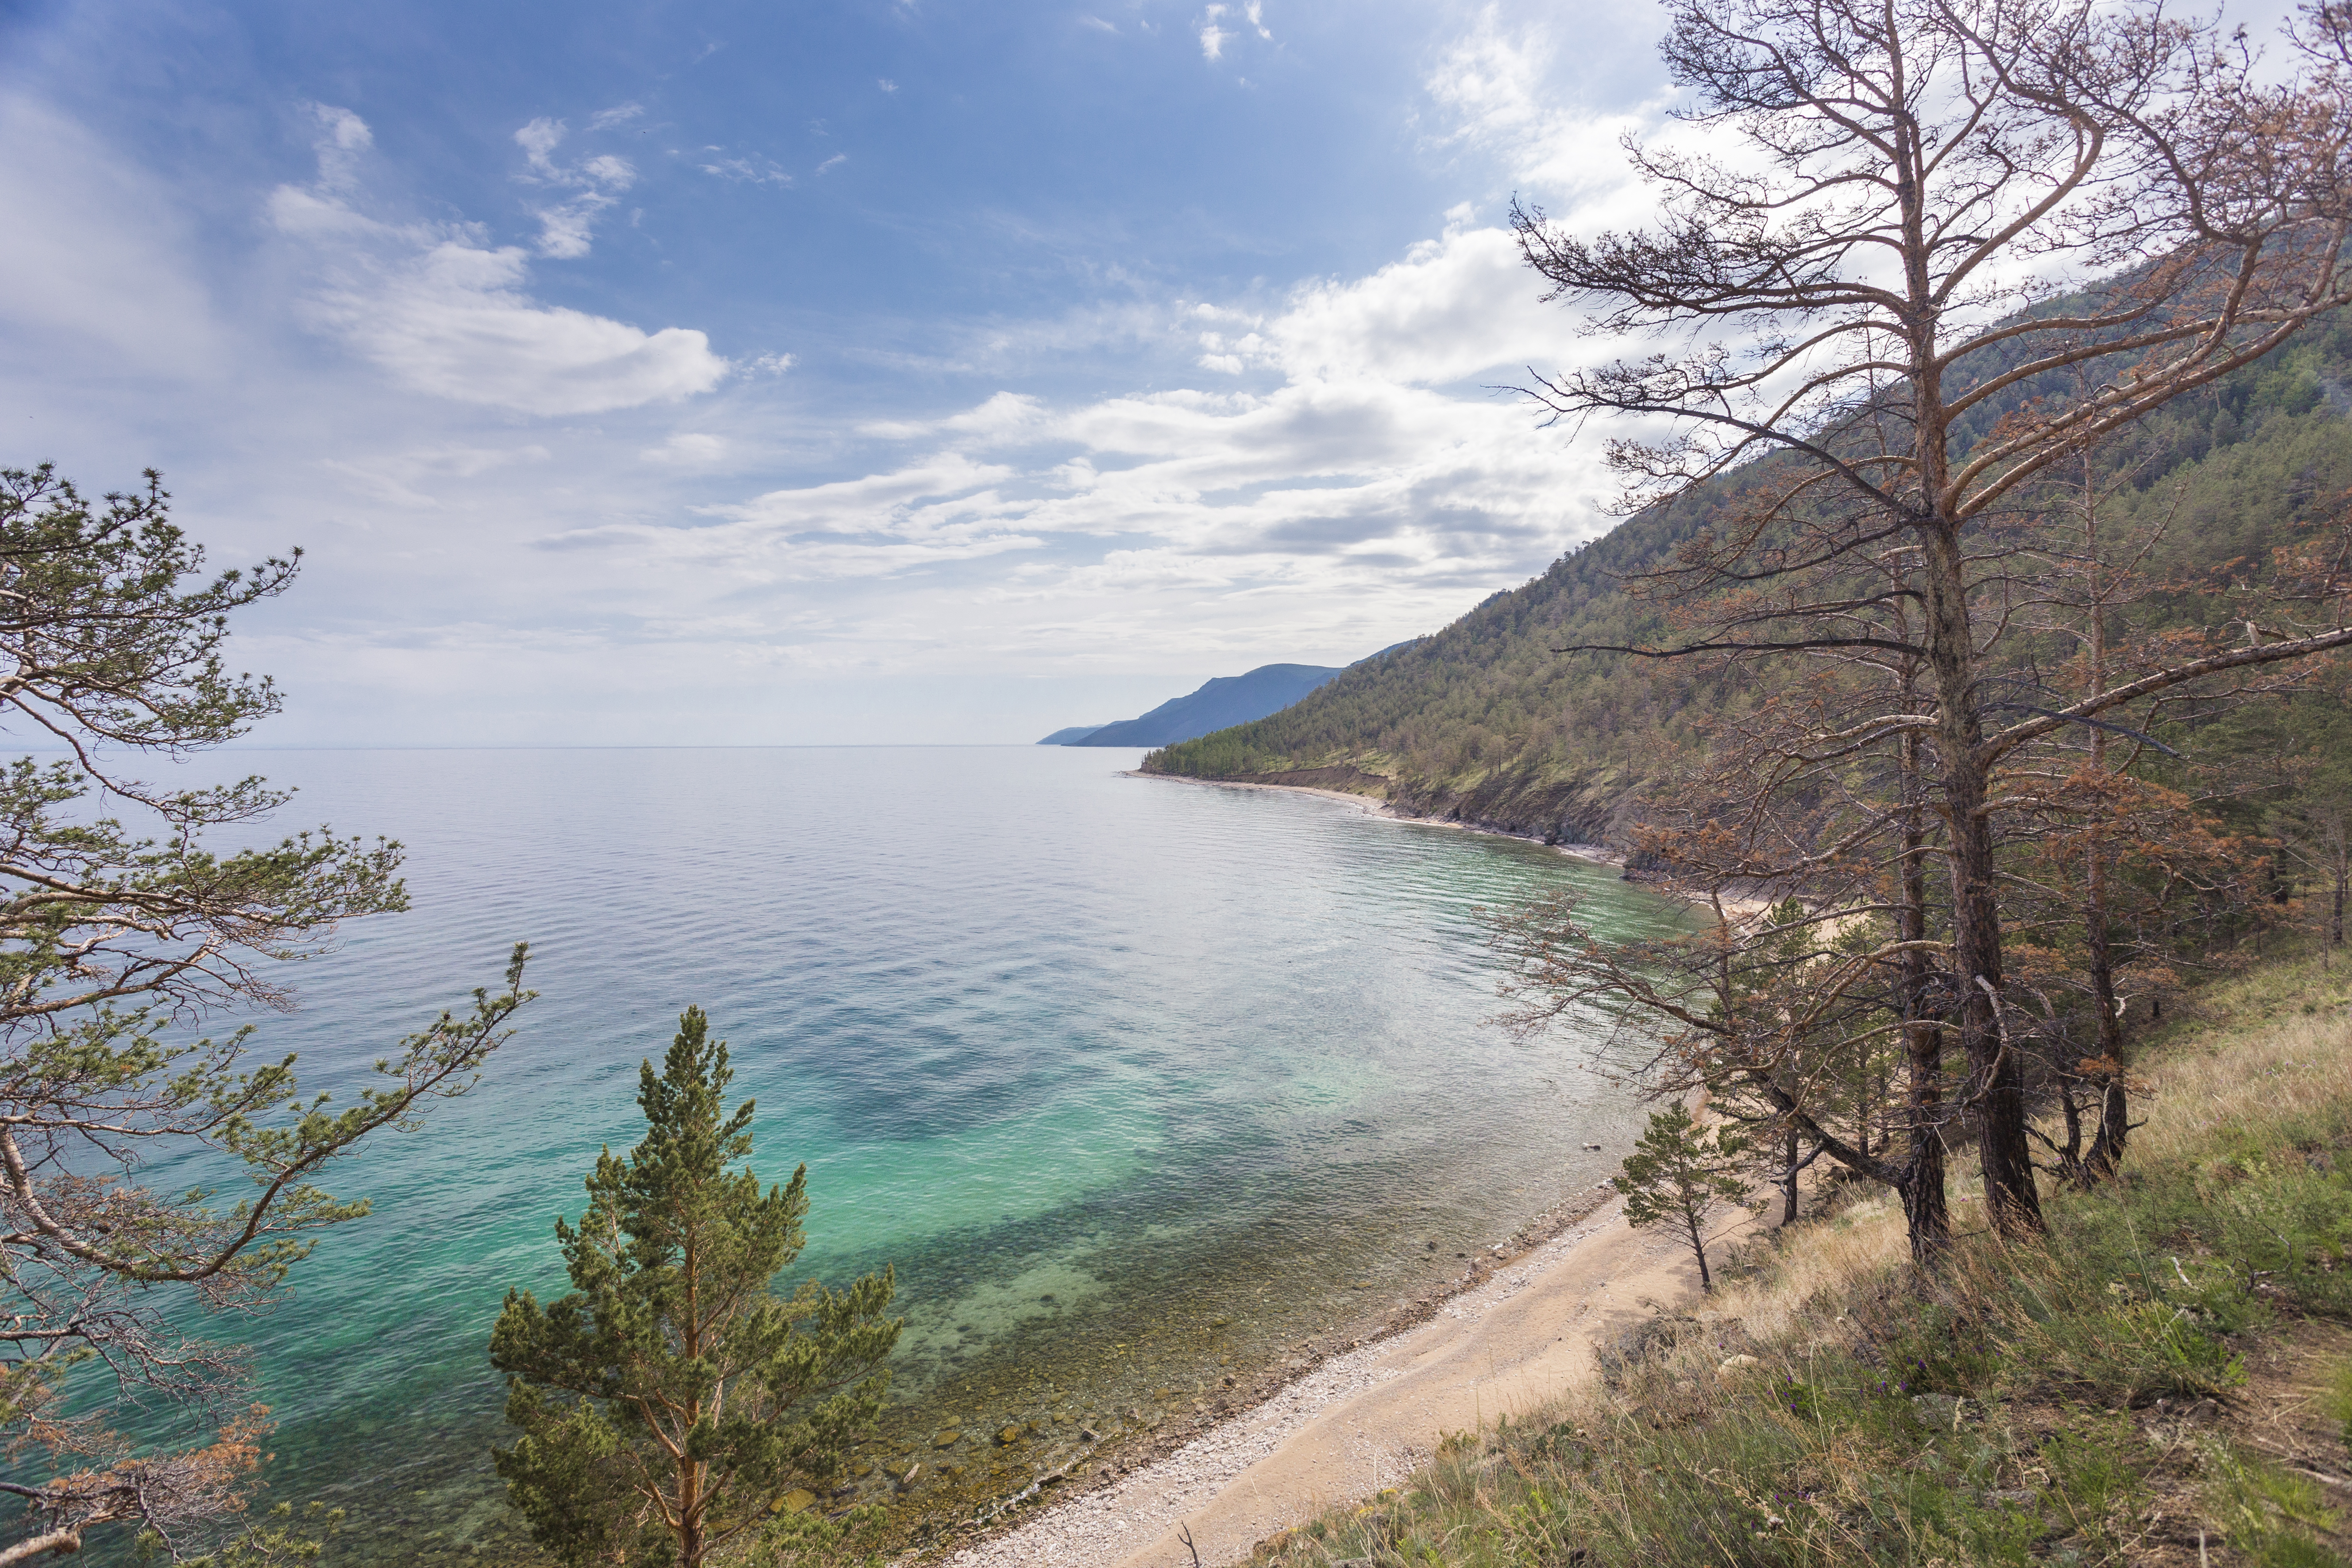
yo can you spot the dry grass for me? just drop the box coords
[1239,951,2352,1568]
[2133,962,2352,1168]
[1703,1187,1913,1345]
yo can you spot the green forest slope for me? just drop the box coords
[1142,319,2352,846]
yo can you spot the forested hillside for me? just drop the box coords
[1143,315,2352,846]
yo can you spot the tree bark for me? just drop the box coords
[1781,1130,1801,1225]
[1686,1205,1714,1292]
[1898,724,1951,1261]
[2080,496,2130,1188]
[0,1527,85,1566]
[1920,524,2042,1233]
[680,1228,705,1568]
[2332,834,2347,949]
[2081,842,2133,1185]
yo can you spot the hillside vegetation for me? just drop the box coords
[1249,950,2352,1568]
[1143,318,2352,846]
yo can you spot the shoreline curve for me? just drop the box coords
[947,1194,1746,1566]
[1119,770,1628,869]
[935,772,1752,1564]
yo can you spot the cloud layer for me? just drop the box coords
[0,1,1683,744]
[531,204,1615,650]
[270,107,728,416]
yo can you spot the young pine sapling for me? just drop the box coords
[1617,1105,1751,1293]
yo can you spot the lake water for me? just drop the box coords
[96,747,1679,1560]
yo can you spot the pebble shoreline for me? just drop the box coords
[943,1205,1622,1568]
[915,773,1656,1565]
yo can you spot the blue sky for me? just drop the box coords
[0,0,1675,745]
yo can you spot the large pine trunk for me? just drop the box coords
[1922,524,2043,1233]
[2082,848,2132,1185]
[1897,727,1952,1260]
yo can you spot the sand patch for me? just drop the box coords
[949,1199,1748,1566]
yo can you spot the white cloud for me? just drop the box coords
[817,154,848,176]
[1268,224,1579,384]
[295,234,728,414]
[309,103,373,190]
[588,102,644,130]
[514,116,565,168]
[321,457,437,508]
[409,443,552,476]
[510,117,636,259]
[1200,5,1230,60]
[1197,1,1267,59]
[700,154,793,186]
[271,109,728,416]
[1079,14,1117,31]
[538,454,1042,582]
[641,432,727,464]
[749,352,796,374]
[544,209,1621,624]
[1422,6,1658,204]
[878,78,899,93]
[319,441,555,507]
[719,454,1020,535]
[857,390,1050,442]
[1162,222,1580,387]
[530,207,602,261]
[0,94,224,374]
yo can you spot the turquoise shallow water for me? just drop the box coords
[88,747,1679,1559]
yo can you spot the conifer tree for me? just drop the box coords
[1616,1106,1750,1293]
[1508,0,2352,1240]
[0,465,533,1562]
[490,1008,900,1568]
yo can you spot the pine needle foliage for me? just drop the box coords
[1616,1105,1750,1292]
[490,1008,900,1568]
[0,464,536,1562]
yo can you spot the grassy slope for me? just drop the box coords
[1143,323,2352,846]
[1245,951,2352,1568]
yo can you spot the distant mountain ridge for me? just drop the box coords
[1039,646,1417,749]
[1046,664,1344,747]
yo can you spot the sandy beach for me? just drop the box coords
[947,1194,1750,1568]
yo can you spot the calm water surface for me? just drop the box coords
[102,747,1679,1559]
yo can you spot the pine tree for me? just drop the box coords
[1616,1106,1750,1293]
[0,465,531,1561]
[490,1008,900,1568]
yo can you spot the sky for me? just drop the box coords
[0,0,1681,745]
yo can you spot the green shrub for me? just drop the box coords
[2201,1440,2345,1568]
